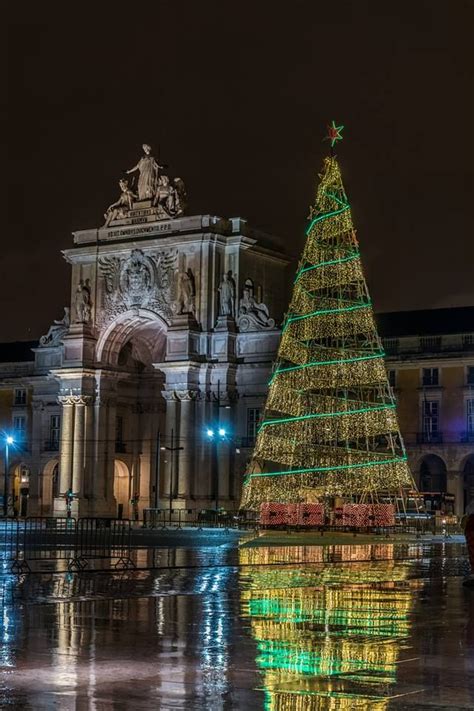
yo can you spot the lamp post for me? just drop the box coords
[207,379,232,511]
[206,425,228,511]
[162,428,184,518]
[3,435,14,518]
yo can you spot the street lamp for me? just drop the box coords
[161,428,184,518]
[3,435,14,517]
[206,425,228,510]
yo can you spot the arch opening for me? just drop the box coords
[419,454,447,493]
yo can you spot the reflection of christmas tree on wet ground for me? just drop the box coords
[240,544,422,709]
[242,127,415,510]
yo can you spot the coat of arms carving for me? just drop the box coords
[98,248,177,326]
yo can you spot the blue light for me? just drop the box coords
[5,436,13,446]
[206,429,214,438]
[218,428,226,438]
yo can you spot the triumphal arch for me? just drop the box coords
[35,145,288,517]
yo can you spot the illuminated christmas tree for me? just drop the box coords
[241,123,414,509]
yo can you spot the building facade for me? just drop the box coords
[1,152,473,517]
[0,154,290,517]
[379,307,474,516]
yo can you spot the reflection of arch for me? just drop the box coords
[419,454,447,492]
[463,454,474,512]
[114,460,131,517]
[96,309,168,366]
[42,459,59,513]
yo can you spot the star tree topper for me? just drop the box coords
[326,120,344,147]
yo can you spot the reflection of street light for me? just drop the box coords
[3,435,14,517]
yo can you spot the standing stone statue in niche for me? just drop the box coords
[218,273,235,317]
[126,143,163,200]
[104,179,137,226]
[75,279,92,323]
[39,307,70,347]
[177,268,196,314]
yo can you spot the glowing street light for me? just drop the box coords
[206,429,214,438]
[3,435,15,517]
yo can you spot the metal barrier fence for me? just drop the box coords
[142,508,259,530]
[13,517,76,573]
[69,518,134,571]
[0,519,19,567]
[2,517,135,574]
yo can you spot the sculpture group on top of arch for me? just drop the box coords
[104,144,187,226]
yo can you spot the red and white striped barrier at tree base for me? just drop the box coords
[259,502,395,528]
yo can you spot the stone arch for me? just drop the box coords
[42,459,59,513]
[419,454,447,493]
[114,459,131,518]
[96,309,168,367]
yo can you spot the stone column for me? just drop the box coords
[104,398,117,508]
[447,471,463,518]
[29,400,44,515]
[58,398,75,494]
[163,394,179,507]
[72,400,86,497]
[176,391,197,501]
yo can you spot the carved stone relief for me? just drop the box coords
[39,307,70,347]
[237,278,275,331]
[98,248,178,327]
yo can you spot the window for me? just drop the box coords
[116,415,124,443]
[467,367,474,385]
[388,369,396,387]
[423,401,439,438]
[14,388,27,406]
[467,400,474,434]
[246,408,261,444]
[13,416,26,441]
[50,415,60,448]
[463,335,474,349]
[115,415,125,452]
[422,367,439,387]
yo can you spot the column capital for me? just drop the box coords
[58,394,93,406]
[161,389,200,402]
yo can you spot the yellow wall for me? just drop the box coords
[395,369,419,442]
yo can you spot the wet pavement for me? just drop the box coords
[0,537,473,709]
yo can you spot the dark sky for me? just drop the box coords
[4,0,473,342]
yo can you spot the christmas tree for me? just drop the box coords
[241,123,414,509]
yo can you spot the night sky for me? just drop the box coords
[5,1,473,342]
